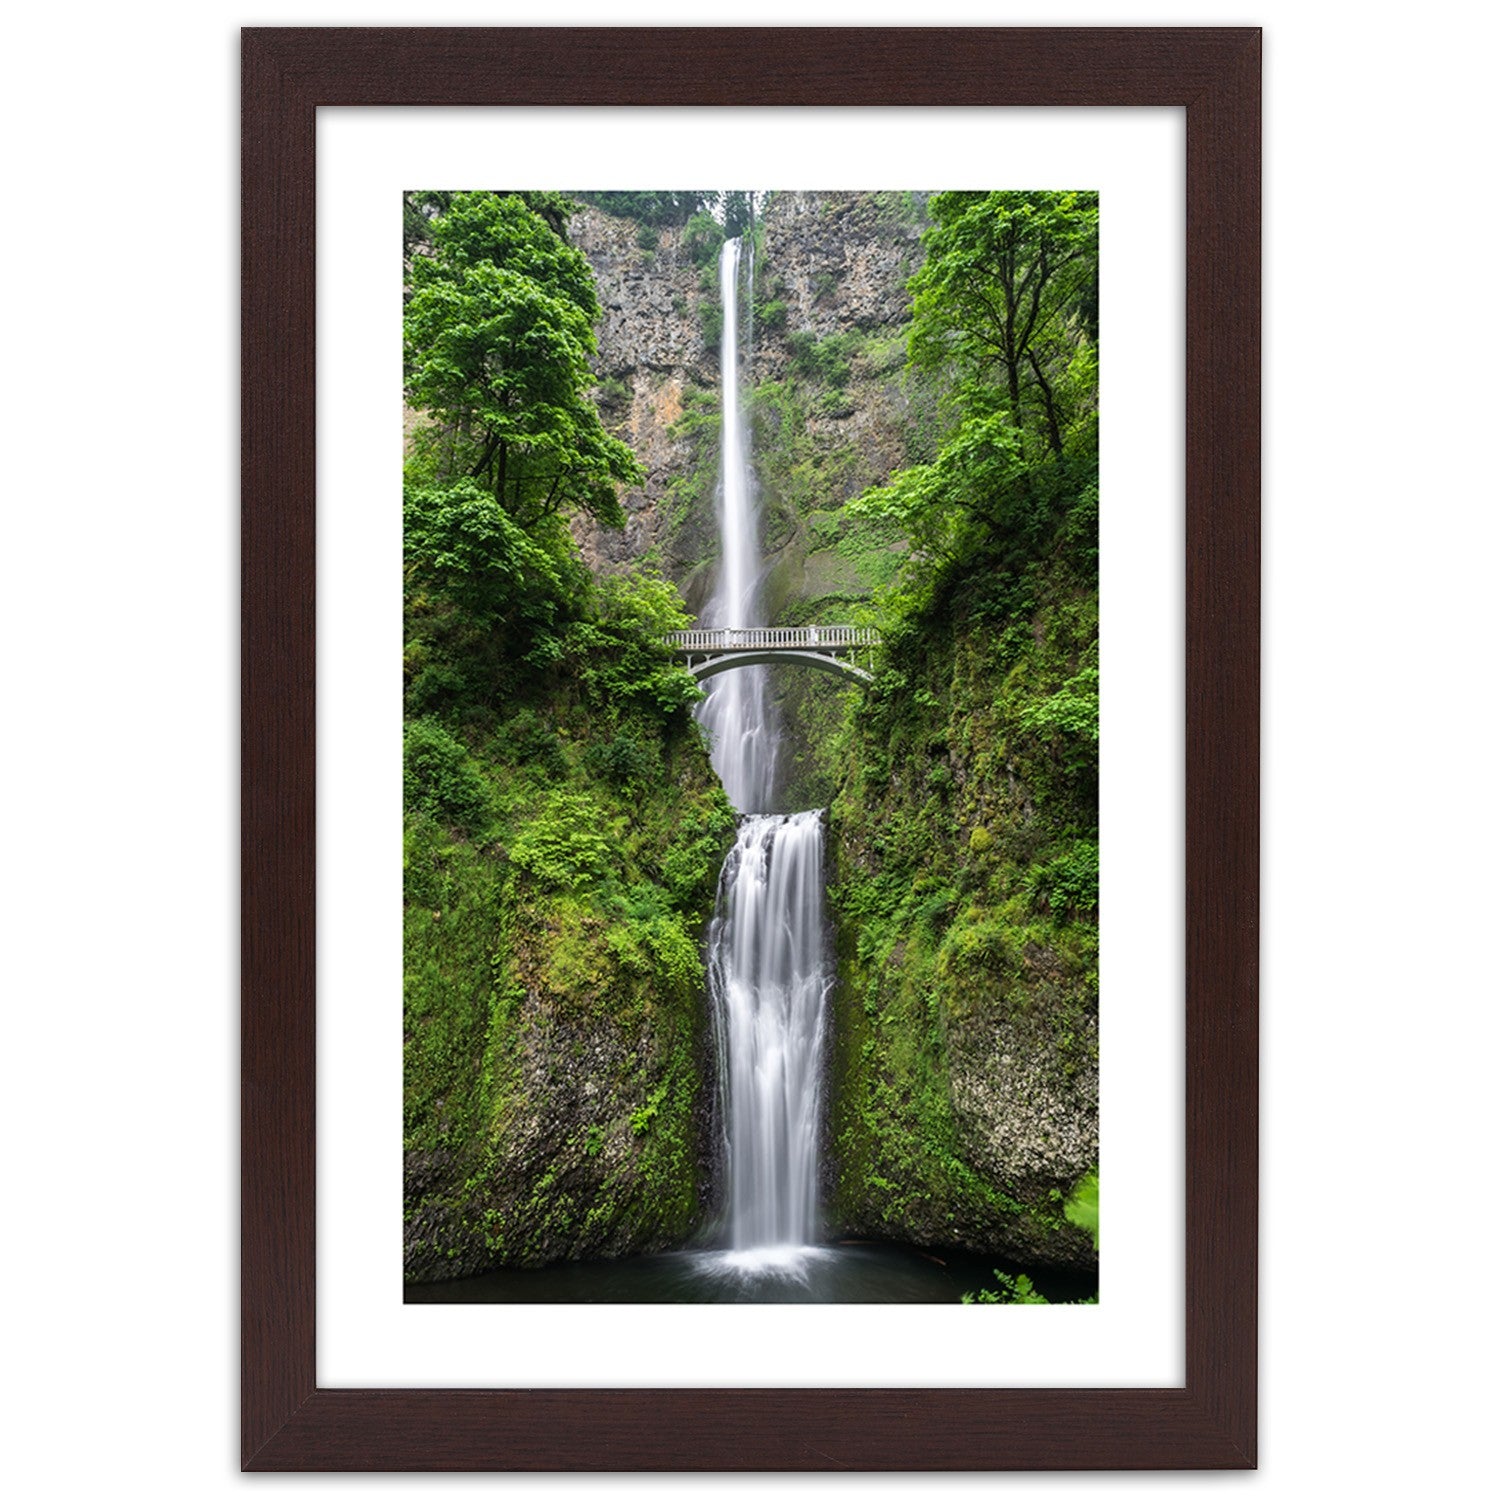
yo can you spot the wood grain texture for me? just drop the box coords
[248,1389,1246,1472]
[241,27,317,1468]
[241,24,1259,1472]
[1184,29,1261,1468]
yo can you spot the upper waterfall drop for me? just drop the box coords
[695,236,776,815]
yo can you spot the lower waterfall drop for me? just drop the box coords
[708,810,830,1253]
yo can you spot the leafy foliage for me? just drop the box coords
[718,190,755,238]
[1064,1171,1099,1249]
[583,732,659,789]
[960,1270,1053,1306]
[825,190,1100,1268]
[404,191,642,528]
[402,191,737,1281]
[404,479,579,632]
[573,191,715,226]
[848,410,1027,562]
[563,571,705,718]
[404,718,489,835]
[786,329,859,388]
[851,190,1098,587]
[755,298,788,332]
[509,791,614,890]
[909,190,1098,459]
[682,209,725,268]
[1023,840,1100,919]
[1017,666,1100,787]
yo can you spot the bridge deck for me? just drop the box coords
[666,626,878,653]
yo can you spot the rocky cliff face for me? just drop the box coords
[753,190,922,346]
[567,209,717,582]
[749,193,924,617]
[569,194,924,618]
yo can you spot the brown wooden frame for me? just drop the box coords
[242,25,1259,1471]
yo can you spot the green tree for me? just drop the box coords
[573,191,715,226]
[681,208,725,269]
[908,190,1098,459]
[563,570,704,718]
[404,189,575,260]
[719,190,755,239]
[404,478,583,637]
[849,410,1028,564]
[404,191,643,529]
[402,189,451,261]
[851,192,1099,573]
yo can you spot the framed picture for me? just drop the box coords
[243,26,1258,1470]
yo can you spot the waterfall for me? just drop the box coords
[696,237,776,814]
[708,811,829,1249]
[699,229,831,1258]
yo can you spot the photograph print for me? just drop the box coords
[401,187,1099,1305]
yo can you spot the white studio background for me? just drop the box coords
[3,1,1492,1497]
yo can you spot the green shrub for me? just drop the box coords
[572,191,711,227]
[1023,841,1099,918]
[1017,667,1099,743]
[812,268,842,302]
[960,1271,1054,1305]
[405,661,467,717]
[594,376,630,411]
[936,907,1016,981]
[659,817,738,913]
[508,791,613,890]
[494,709,567,778]
[682,209,724,268]
[583,733,658,789]
[1064,1171,1099,1249]
[755,298,787,332]
[786,329,858,388]
[403,718,488,834]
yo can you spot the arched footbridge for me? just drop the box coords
[666,626,880,685]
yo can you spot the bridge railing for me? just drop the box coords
[665,626,879,652]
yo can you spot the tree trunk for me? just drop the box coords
[1026,349,1065,457]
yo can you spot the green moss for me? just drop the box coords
[660,384,721,550]
[699,300,723,348]
[824,531,1099,1267]
[1064,1171,1099,1249]
[403,669,736,1281]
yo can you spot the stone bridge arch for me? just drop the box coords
[666,627,879,687]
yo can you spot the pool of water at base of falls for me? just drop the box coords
[403,1241,1098,1305]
